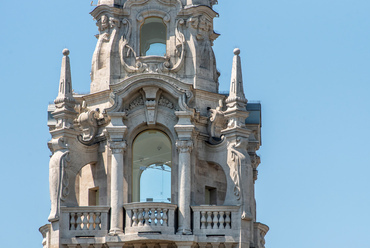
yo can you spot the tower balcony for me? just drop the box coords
[58,204,242,245]
[60,206,110,239]
[191,205,240,236]
[123,202,177,235]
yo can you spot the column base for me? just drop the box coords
[109,228,123,236]
[176,228,192,235]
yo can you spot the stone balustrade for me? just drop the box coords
[191,205,240,236]
[60,206,110,238]
[124,202,177,234]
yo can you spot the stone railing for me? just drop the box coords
[191,205,240,236]
[60,206,110,238]
[124,202,177,235]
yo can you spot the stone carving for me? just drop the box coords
[120,19,147,73]
[108,140,127,154]
[128,96,144,111]
[158,96,174,109]
[162,19,186,73]
[76,102,99,144]
[250,153,260,181]
[176,140,193,153]
[98,15,109,32]
[48,139,70,221]
[189,15,212,34]
[145,100,157,125]
[228,137,252,221]
[208,100,227,142]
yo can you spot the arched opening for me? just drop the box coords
[140,17,167,56]
[132,130,172,202]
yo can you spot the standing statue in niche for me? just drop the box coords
[228,137,253,221]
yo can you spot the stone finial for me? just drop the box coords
[54,48,76,111]
[225,48,248,110]
[52,49,77,130]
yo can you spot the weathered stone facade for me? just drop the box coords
[40,1,268,248]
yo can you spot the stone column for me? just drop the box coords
[176,140,193,235]
[108,140,127,234]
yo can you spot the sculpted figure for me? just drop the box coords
[48,139,70,221]
[228,137,253,220]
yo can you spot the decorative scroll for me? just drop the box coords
[162,19,186,73]
[120,19,147,73]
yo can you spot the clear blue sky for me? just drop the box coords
[1,0,369,247]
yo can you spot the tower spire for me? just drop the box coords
[225,48,248,110]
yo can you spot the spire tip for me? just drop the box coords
[62,48,70,56]
[233,48,240,56]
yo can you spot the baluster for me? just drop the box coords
[219,211,225,229]
[88,212,95,230]
[144,208,150,226]
[200,211,206,229]
[151,208,157,226]
[138,208,144,226]
[206,211,213,229]
[76,212,82,230]
[132,209,138,227]
[212,211,219,229]
[225,211,231,229]
[70,213,76,230]
[162,208,168,226]
[95,212,101,230]
[82,212,88,230]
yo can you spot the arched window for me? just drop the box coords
[140,17,167,56]
[132,130,171,202]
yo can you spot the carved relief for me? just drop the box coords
[158,96,175,109]
[250,153,260,181]
[208,100,227,142]
[189,15,212,34]
[176,140,193,153]
[127,96,144,111]
[98,15,109,32]
[162,19,186,73]
[228,137,253,221]
[120,19,147,73]
[108,140,127,154]
[48,140,70,221]
[76,102,99,145]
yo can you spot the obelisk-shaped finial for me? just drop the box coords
[222,48,249,130]
[53,49,77,130]
[225,48,248,110]
[54,49,75,109]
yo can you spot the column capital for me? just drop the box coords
[176,140,193,153]
[108,140,127,154]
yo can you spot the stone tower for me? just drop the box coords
[39,1,268,248]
